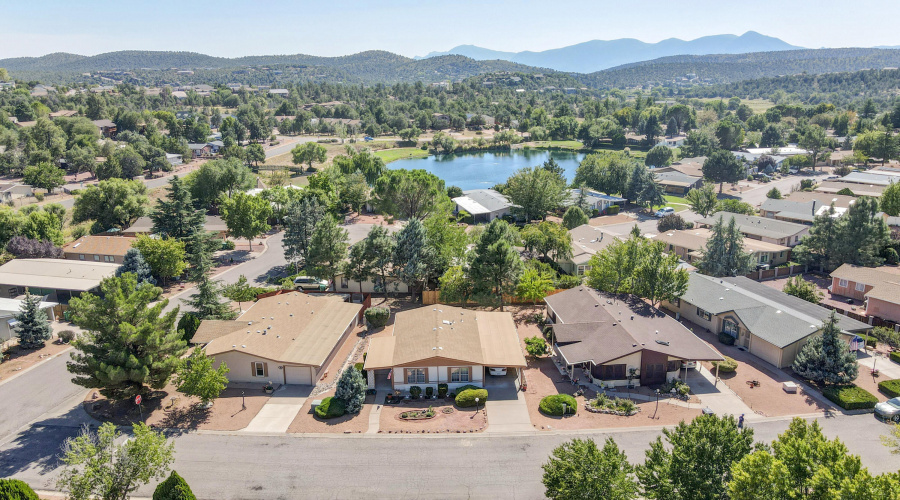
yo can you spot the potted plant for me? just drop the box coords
[264,382,274,394]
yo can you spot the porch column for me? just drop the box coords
[366,369,375,389]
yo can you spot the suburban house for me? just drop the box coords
[783,191,856,210]
[188,143,213,158]
[654,228,791,267]
[207,141,224,154]
[363,305,527,391]
[653,169,703,195]
[268,89,290,97]
[197,292,362,385]
[0,183,34,202]
[62,235,135,264]
[452,189,514,223]
[0,296,58,343]
[0,259,120,303]
[123,215,229,238]
[696,212,809,247]
[91,119,117,138]
[564,189,626,214]
[815,180,886,198]
[830,264,900,323]
[759,198,835,225]
[664,273,870,368]
[545,287,724,387]
[654,135,687,148]
[558,224,619,276]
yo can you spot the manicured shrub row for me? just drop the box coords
[878,379,900,398]
[891,351,900,365]
[718,332,736,346]
[712,357,738,373]
[455,387,488,408]
[822,385,879,410]
[437,383,448,398]
[314,396,347,419]
[0,479,39,500]
[539,394,578,416]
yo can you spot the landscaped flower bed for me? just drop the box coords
[586,393,640,416]
[399,406,436,420]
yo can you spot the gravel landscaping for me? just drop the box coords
[379,399,486,433]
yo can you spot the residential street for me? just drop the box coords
[735,171,829,207]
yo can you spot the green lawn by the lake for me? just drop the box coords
[374,147,429,163]
[651,195,691,211]
[529,140,583,150]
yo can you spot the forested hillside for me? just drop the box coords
[580,48,900,89]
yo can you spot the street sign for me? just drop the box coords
[135,395,142,405]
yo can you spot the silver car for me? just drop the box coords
[875,397,900,422]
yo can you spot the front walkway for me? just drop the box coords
[484,372,534,433]
[686,366,759,421]
[241,385,311,433]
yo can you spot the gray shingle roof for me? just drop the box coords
[453,189,512,215]
[680,273,870,348]
[698,212,808,240]
[654,170,702,187]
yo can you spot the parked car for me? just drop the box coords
[875,397,900,422]
[293,276,329,291]
[363,136,374,142]
[488,367,507,376]
[681,361,697,369]
[654,207,674,218]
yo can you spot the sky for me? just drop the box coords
[3,0,900,59]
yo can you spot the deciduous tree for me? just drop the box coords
[505,166,568,221]
[133,235,187,285]
[373,169,445,220]
[542,438,638,500]
[702,150,745,193]
[72,178,148,232]
[175,349,229,406]
[220,192,272,250]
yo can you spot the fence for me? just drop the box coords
[421,288,567,306]
[817,302,900,330]
[742,264,807,282]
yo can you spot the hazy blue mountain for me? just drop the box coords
[418,32,802,72]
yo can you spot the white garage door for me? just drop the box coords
[284,366,312,385]
[750,337,782,368]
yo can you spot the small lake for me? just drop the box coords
[389,150,586,190]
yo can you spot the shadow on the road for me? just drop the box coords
[0,406,85,477]
[254,264,288,285]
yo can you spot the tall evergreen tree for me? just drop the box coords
[792,310,859,385]
[366,225,396,298]
[116,248,157,285]
[392,218,432,298]
[334,366,367,414]
[307,216,349,287]
[150,176,204,241]
[67,274,187,400]
[14,291,52,349]
[794,197,890,272]
[185,232,235,320]
[469,219,524,311]
[343,242,375,293]
[282,196,323,271]
[697,216,756,277]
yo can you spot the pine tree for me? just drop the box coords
[392,218,434,299]
[14,291,52,349]
[307,216,349,287]
[183,232,233,320]
[116,248,157,285]
[334,365,367,414]
[469,219,524,311]
[792,310,859,385]
[67,274,187,401]
[150,176,204,241]
[283,196,323,271]
[698,216,755,277]
[153,471,196,500]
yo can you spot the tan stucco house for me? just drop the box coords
[696,212,809,248]
[654,228,791,268]
[830,264,900,323]
[63,235,135,264]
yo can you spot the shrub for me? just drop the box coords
[717,332,736,346]
[425,386,434,397]
[354,362,365,373]
[177,313,201,342]
[657,214,687,232]
[153,471,196,500]
[539,394,578,416]
[409,385,422,398]
[455,387,488,407]
[437,383,448,398]
[58,330,76,343]
[606,205,619,215]
[892,351,900,364]
[34,192,44,202]
[364,306,390,329]
[866,337,877,348]
[617,398,637,414]
[822,385,878,410]
[556,274,582,289]
[879,379,900,398]
[314,396,347,419]
[0,479,39,500]
[886,248,899,265]
[524,336,548,357]
[221,239,236,251]
[711,357,738,373]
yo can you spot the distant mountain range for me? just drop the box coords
[417,32,802,73]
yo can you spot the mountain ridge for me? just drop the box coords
[416,31,803,72]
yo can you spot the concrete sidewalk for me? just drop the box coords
[241,385,310,433]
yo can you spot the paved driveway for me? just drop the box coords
[484,371,533,433]
[241,385,311,433]
[685,366,758,421]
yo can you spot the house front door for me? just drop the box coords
[640,350,668,385]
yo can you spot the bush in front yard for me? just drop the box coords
[879,379,900,398]
[364,307,390,329]
[455,387,488,408]
[314,396,347,419]
[717,332,736,346]
[892,351,900,365]
[437,383,448,398]
[0,479,39,500]
[822,385,878,410]
[539,394,578,416]
[409,385,422,399]
[58,330,76,343]
[711,357,738,373]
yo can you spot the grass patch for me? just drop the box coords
[822,384,878,410]
[651,195,691,211]
[529,140,584,150]
[697,98,774,114]
[374,147,429,164]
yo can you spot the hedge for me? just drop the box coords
[892,351,900,365]
[539,394,578,416]
[314,396,347,419]
[364,307,390,329]
[879,379,900,399]
[711,357,738,373]
[717,332,736,346]
[455,387,488,408]
[822,385,879,410]
[0,479,39,500]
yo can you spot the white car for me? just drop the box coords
[654,207,674,218]
[681,361,697,369]
[293,276,329,291]
[488,367,507,376]
[875,397,900,422]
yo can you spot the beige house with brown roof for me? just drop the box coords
[558,224,620,275]
[363,305,527,391]
[654,228,791,267]
[830,264,900,323]
[199,292,362,385]
[63,236,135,264]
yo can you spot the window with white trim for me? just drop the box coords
[450,367,470,382]
[406,368,426,384]
[838,279,848,288]
[104,255,114,262]
[79,254,85,260]
[855,282,866,292]
[577,265,590,276]
[697,307,711,321]
[253,362,265,377]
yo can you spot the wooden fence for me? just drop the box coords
[816,301,900,330]
[421,288,567,306]
[742,264,807,282]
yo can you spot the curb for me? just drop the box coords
[0,345,73,388]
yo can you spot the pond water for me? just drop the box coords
[389,149,586,190]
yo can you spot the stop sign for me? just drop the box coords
[135,395,142,405]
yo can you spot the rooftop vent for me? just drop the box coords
[241,344,246,348]
[656,340,669,346]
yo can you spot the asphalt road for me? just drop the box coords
[2,412,896,499]
[735,171,829,207]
